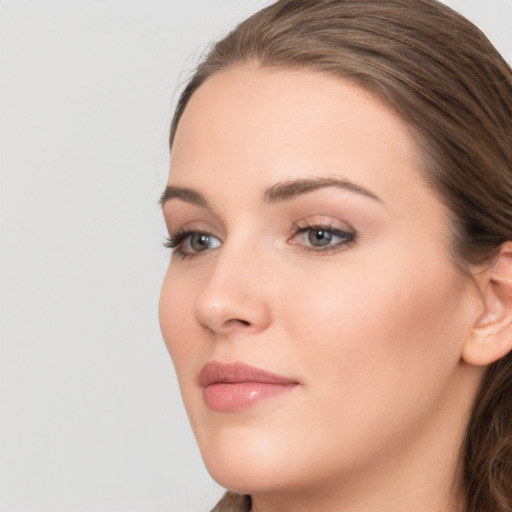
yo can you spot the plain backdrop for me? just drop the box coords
[1,1,511,511]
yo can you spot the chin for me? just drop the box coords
[196,424,302,495]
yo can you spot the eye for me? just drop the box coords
[164,230,222,259]
[290,224,356,253]
[305,228,337,247]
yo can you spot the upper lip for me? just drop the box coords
[198,361,298,387]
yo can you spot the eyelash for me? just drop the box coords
[164,223,357,260]
[163,229,218,261]
[291,223,356,254]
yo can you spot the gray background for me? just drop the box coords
[1,1,511,511]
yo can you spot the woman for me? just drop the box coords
[159,1,512,510]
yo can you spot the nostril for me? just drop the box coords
[226,319,251,327]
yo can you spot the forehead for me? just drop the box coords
[169,63,428,207]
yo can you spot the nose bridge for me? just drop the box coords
[194,232,272,334]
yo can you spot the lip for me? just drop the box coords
[199,361,299,412]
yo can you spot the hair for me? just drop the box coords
[169,1,512,510]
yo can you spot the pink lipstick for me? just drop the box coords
[198,361,298,412]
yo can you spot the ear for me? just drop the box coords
[462,242,512,366]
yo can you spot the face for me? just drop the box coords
[160,64,483,503]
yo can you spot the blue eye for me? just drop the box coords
[292,225,356,252]
[186,233,219,253]
[306,228,337,247]
[164,230,221,258]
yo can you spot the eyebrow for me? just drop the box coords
[159,186,208,208]
[263,177,383,204]
[159,177,383,208]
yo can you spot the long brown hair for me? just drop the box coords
[169,1,512,510]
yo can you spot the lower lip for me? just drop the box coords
[203,382,296,412]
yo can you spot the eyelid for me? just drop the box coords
[165,219,221,240]
[288,217,357,253]
[292,215,355,232]
[164,226,222,260]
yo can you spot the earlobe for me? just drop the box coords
[462,243,512,366]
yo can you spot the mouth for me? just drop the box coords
[198,361,299,412]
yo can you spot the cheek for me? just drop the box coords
[159,268,199,373]
[283,248,468,421]
[253,252,472,483]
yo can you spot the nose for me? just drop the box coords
[194,243,272,336]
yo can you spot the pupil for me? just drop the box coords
[191,234,210,251]
[309,229,332,247]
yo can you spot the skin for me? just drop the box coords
[159,64,488,512]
